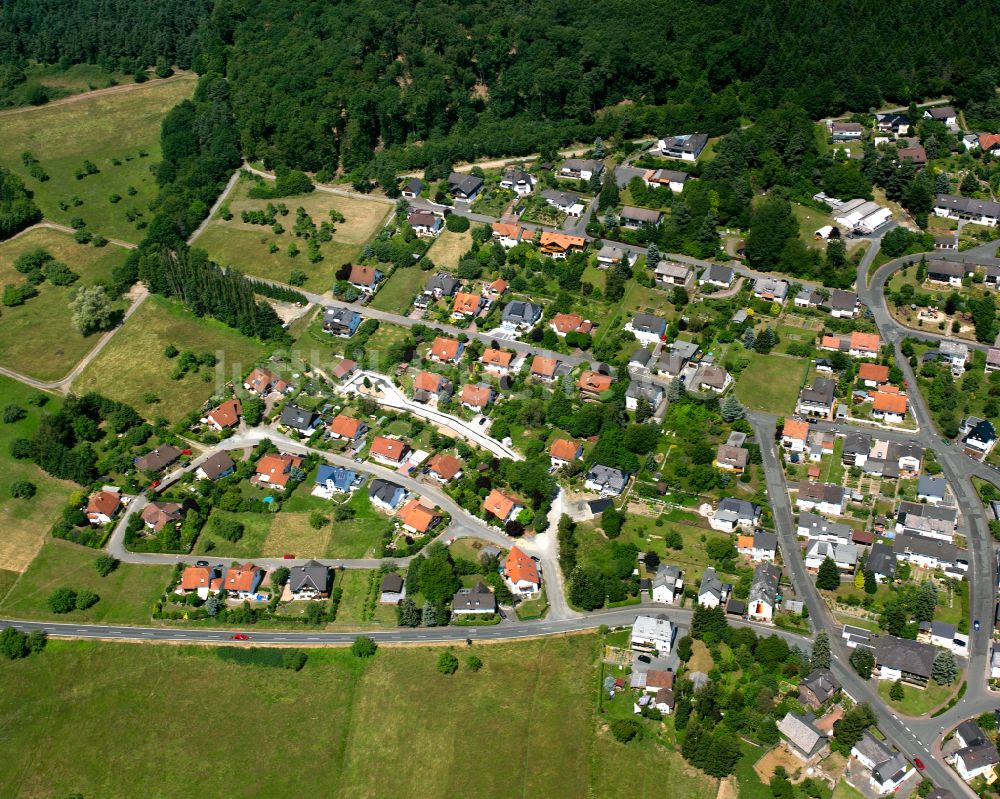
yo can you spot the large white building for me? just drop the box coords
[630,614,674,654]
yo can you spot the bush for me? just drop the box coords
[610,718,642,743]
[437,650,459,674]
[75,589,99,610]
[282,649,308,671]
[0,627,29,659]
[10,480,36,499]
[351,636,378,658]
[2,404,26,423]
[95,554,119,577]
[466,654,483,672]
[445,213,470,232]
[47,587,78,613]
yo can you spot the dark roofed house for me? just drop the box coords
[288,560,331,600]
[619,205,663,228]
[799,669,841,709]
[135,445,182,473]
[875,635,936,685]
[401,177,423,198]
[448,171,483,200]
[777,712,829,762]
[451,582,498,615]
[379,572,406,604]
[279,404,320,435]
[196,451,236,481]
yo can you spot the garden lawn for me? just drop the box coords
[71,295,268,421]
[832,782,867,799]
[194,180,391,293]
[876,678,961,716]
[261,511,331,557]
[0,538,170,624]
[0,377,76,572]
[329,568,375,625]
[425,229,473,270]
[0,75,195,242]
[369,265,428,313]
[0,227,129,380]
[324,491,394,558]
[792,203,833,250]
[734,353,810,415]
[195,509,274,558]
[0,635,714,799]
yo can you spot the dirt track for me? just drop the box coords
[0,72,196,118]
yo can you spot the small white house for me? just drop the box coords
[630,614,674,654]
[651,564,683,604]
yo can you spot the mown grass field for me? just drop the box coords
[0,539,170,624]
[195,508,275,558]
[71,295,268,421]
[0,227,129,380]
[262,511,331,556]
[0,636,716,799]
[425,228,473,269]
[0,377,76,572]
[369,265,428,313]
[324,490,394,558]
[0,75,196,242]
[734,352,810,415]
[194,178,391,293]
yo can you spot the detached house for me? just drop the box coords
[654,260,695,289]
[874,635,936,685]
[549,438,583,469]
[747,563,780,622]
[499,169,535,195]
[538,229,586,255]
[223,563,264,600]
[427,453,463,483]
[559,158,603,181]
[624,313,667,345]
[369,436,410,466]
[530,355,560,382]
[328,414,368,445]
[322,307,362,337]
[452,582,498,615]
[781,418,810,453]
[278,403,319,435]
[578,370,614,397]
[86,489,121,525]
[348,264,383,295]
[142,501,184,532]
[485,489,524,523]
[585,464,629,496]
[796,377,836,419]
[203,398,242,431]
[502,300,543,330]
[541,190,585,218]
[619,205,663,228]
[369,479,407,512]
[715,444,748,473]
[179,565,223,600]
[135,445,182,474]
[379,573,406,604]
[491,222,524,249]
[313,465,360,498]
[418,273,459,307]
[799,669,840,709]
[288,561,331,600]
[630,614,674,653]
[460,383,494,411]
[452,291,484,319]
[196,451,235,481]
[778,712,828,763]
[699,264,734,289]
[243,367,288,397]
[924,106,958,128]
[805,540,858,572]
[796,481,847,516]
[645,168,689,193]
[625,381,664,412]
[429,336,464,363]
[401,177,423,198]
[654,133,708,161]
[709,497,759,533]
[651,564,683,604]
[753,277,789,303]
[480,348,514,376]
[858,362,889,387]
[398,499,442,535]
[852,732,915,795]
[830,121,863,140]
[550,313,593,337]
[871,391,908,424]
[737,532,777,563]
[827,290,859,318]
[504,546,540,595]
[447,171,483,201]
[254,453,303,490]
[697,566,730,608]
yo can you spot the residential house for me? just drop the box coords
[379,572,406,604]
[887,441,922,475]
[427,453,463,483]
[778,712,829,762]
[828,289,859,318]
[654,260,695,289]
[369,479,407,512]
[924,106,958,127]
[484,277,508,299]
[502,300,543,329]
[134,445,182,473]
[936,235,960,251]
[875,635,936,684]
[243,367,288,397]
[955,721,988,750]
[585,464,629,496]
[500,169,535,195]
[987,348,1000,374]
[419,272,459,306]
[485,489,524,523]
[481,347,515,376]
[738,532,777,563]
[549,438,583,469]
[697,566,731,608]
[331,359,356,381]
[447,172,483,200]
[896,501,958,541]
[86,489,121,525]
[398,499,442,535]
[428,336,464,363]
[852,732,915,795]
[799,669,841,709]
[833,198,893,233]
[709,497,759,533]
[223,563,264,600]
[596,243,629,267]
[893,533,960,571]
[850,332,881,358]
[747,563,780,622]
[504,546,540,594]
[278,403,319,435]
[796,377,836,419]
[797,512,853,544]
[753,277,789,303]
[796,288,820,308]
[348,264,383,295]
[179,565,222,600]
[460,383,494,411]
[624,313,667,345]
[322,306,362,337]
[203,398,242,431]
[452,291,484,319]
[934,193,1000,227]
[559,158,603,181]
[830,121,863,140]
[141,501,184,532]
[926,259,966,286]
[452,582,498,615]
[630,614,674,653]
[876,113,910,134]
[401,177,423,198]
[550,312,593,337]
[312,464,360,498]
[491,222,525,249]
[954,745,1000,782]
[625,381,664,412]
[699,264,734,289]
[962,417,998,459]
[805,539,858,572]
[578,370,615,396]
[254,453,303,490]
[940,340,971,375]
[796,481,847,516]
[540,189,585,217]
[539,229,586,256]
[651,564,683,604]
[897,145,927,167]
[369,436,410,466]
[619,205,663,228]
[644,168,689,192]
[195,451,235,481]
[871,391,909,424]
[858,362,890,387]
[917,475,947,504]
[328,414,368,445]
[864,541,896,581]
[288,561,331,600]
[843,431,873,465]
[715,444,749,473]
[781,418,810,453]
[654,133,708,161]
[530,355,560,382]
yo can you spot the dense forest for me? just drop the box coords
[3,0,1000,174]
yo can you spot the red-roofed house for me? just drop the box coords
[223,563,264,599]
[858,362,890,387]
[484,488,523,522]
[328,414,368,444]
[370,436,410,465]
[578,370,614,396]
[427,453,463,483]
[254,453,303,489]
[491,222,524,249]
[413,370,451,402]
[203,398,242,431]
[550,313,594,337]
[872,392,908,423]
[244,367,288,396]
[781,419,810,453]
[461,383,494,411]
[429,336,464,363]
[481,348,514,375]
[452,292,484,318]
[348,264,383,294]
[179,565,223,600]
[504,546,540,595]
[484,278,508,299]
[849,332,881,358]
[399,499,443,534]
[531,355,559,382]
[86,489,121,525]
[550,438,583,468]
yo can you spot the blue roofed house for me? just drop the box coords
[313,464,361,499]
[322,307,362,337]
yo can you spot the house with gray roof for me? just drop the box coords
[501,300,542,330]
[851,730,915,793]
[288,560,331,600]
[369,479,407,512]
[620,206,664,228]
[651,564,683,604]
[796,377,836,418]
[654,132,708,161]
[934,193,1000,227]
[796,512,852,543]
[559,158,603,180]
[585,464,629,496]
[896,501,958,541]
[279,404,320,435]
[629,347,653,370]
[654,260,694,288]
[875,635,936,685]
[448,171,483,200]
[805,539,858,572]
[669,339,700,362]
[955,744,1000,782]
[753,277,789,302]
[799,669,840,709]
[499,169,535,195]
[540,188,584,216]
[401,177,423,198]
[748,562,780,622]
[697,566,730,608]
[868,542,897,582]
[699,263,734,288]
[917,475,947,504]
[624,313,667,345]
[710,497,759,533]
[196,451,236,481]
[843,431,873,466]
[827,289,859,318]
[778,712,828,762]
[625,381,664,412]
[322,306,362,337]
[893,533,960,571]
[451,582,497,615]
[795,480,847,516]
[379,572,406,604]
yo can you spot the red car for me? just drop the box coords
[181,449,192,456]
[150,480,160,488]
[914,758,925,771]
[283,554,295,559]
[230,633,250,641]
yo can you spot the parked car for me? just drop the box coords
[914,758,925,771]
[196,560,209,567]
[283,554,295,559]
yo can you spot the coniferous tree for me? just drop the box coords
[816,557,840,590]
[932,649,958,685]
[810,630,831,671]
